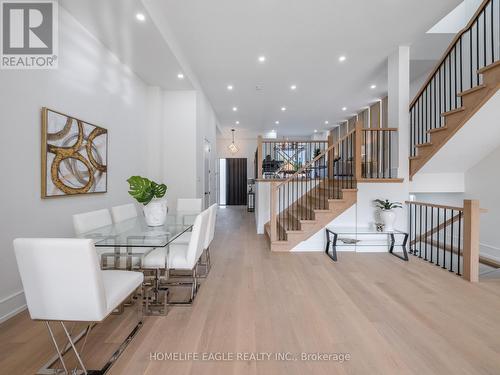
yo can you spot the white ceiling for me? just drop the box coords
[61,0,462,137]
[59,0,194,90]
[147,0,461,136]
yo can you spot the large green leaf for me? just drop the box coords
[153,183,167,198]
[127,176,167,205]
[127,176,154,205]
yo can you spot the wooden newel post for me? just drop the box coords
[463,199,480,282]
[354,121,362,180]
[327,134,334,179]
[257,135,263,179]
[270,182,278,241]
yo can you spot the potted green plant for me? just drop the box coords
[127,176,167,226]
[374,199,402,232]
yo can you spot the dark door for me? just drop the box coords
[226,158,247,205]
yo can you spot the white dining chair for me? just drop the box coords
[200,204,217,275]
[13,238,144,375]
[111,203,137,222]
[177,198,203,226]
[173,204,217,277]
[143,209,209,305]
[73,208,115,268]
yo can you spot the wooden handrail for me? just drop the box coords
[409,0,491,108]
[261,139,329,143]
[405,200,464,212]
[361,128,398,132]
[275,129,356,188]
[405,201,488,213]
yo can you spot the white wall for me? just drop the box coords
[464,144,500,261]
[162,90,198,210]
[0,7,219,322]
[0,8,150,322]
[196,92,218,205]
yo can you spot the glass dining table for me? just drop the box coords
[78,212,199,270]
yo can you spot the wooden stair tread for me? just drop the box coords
[441,107,465,117]
[416,142,432,148]
[427,126,448,134]
[457,84,486,97]
[477,60,500,74]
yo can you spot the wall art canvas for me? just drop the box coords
[41,108,108,198]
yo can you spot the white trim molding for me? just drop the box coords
[0,290,26,324]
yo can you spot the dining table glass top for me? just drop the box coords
[79,212,198,248]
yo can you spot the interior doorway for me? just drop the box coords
[218,158,247,206]
[203,139,212,209]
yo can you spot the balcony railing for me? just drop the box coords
[406,200,485,282]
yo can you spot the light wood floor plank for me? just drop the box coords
[2,206,500,374]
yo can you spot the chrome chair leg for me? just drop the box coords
[197,248,211,279]
[165,267,199,306]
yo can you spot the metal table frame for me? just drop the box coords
[325,228,409,262]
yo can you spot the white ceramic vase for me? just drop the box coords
[380,209,396,232]
[143,198,167,227]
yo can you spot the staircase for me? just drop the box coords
[410,0,500,178]
[265,186,357,252]
[264,130,358,252]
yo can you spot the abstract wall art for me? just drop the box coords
[41,108,108,198]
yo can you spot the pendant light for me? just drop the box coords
[228,129,239,154]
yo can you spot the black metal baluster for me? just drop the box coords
[450,209,455,272]
[430,207,434,263]
[419,205,423,258]
[439,66,442,127]
[470,27,473,89]
[389,132,392,178]
[476,21,480,85]
[414,204,418,256]
[436,207,441,266]
[442,209,447,269]
[491,1,495,64]
[409,204,413,254]
[424,205,428,260]
[454,46,458,108]
[457,211,462,276]
[483,10,487,70]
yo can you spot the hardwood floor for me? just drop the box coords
[2,206,500,374]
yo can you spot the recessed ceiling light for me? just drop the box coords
[275,121,280,125]
[370,84,377,89]
[235,121,240,124]
[258,56,266,63]
[290,84,297,91]
[227,85,234,91]
[314,129,318,133]
[232,107,238,112]
[281,107,287,111]
[324,120,329,125]
[177,73,184,79]
[342,107,347,111]
[338,55,347,62]
[136,13,146,22]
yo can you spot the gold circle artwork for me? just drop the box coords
[41,108,108,198]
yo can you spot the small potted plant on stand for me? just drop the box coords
[127,176,168,226]
[374,199,402,232]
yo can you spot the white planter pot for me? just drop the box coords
[143,198,167,227]
[380,209,396,232]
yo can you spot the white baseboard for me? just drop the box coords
[0,290,26,324]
